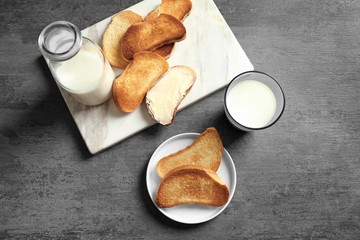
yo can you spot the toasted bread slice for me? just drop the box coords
[156,127,223,178]
[155,165,229,208]
[112,51,169,112]
[102,11,143,69]
[145,0,193,59]
[146,66,196,126]
[145,0,193,22]
[121,14,186,61]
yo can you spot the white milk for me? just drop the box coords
[55,42,115,105]
[226,80,277,128]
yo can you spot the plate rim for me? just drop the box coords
[146,132,237,224]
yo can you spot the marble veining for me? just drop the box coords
[53,0,253,154]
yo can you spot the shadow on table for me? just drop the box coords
[40,56,91,157]
[207,110,249,150]
[16,57,91,158]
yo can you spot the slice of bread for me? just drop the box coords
[156,127,223,178]
[102,11,143,69]
[145,0,193,59]
[155,165,230,208]
[145,0,193,22]
[121,14,186,61]
[112,51,169,112]
[146,65,196,126]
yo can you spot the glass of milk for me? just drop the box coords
[224,71,285,131]
[38,21,115,106]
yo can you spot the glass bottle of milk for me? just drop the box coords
[38,21,115,106]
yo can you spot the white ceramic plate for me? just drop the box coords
[146,132,236,224]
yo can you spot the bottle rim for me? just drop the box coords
[38,21,82,61]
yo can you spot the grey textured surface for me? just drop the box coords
[1,0,360,239]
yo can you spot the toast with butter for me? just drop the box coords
[112,51,169,112]
[102,11,142,69]
[155,165,229,208]
[146,0,193,59]
[146,65,196,126]
[121,14,186,61]
[156,127,223,178]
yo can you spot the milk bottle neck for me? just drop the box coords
[38,21,82,61]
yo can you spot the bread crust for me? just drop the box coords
[121,14,186,61]
[112,51,169,112]
[156,127,223,178]
[155,165,229,208]
[102,11,142,69]
[153,43,175,59]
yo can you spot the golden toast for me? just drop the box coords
[156,127,223,178]
[145,0,193,22]
[102,11,142,69]
[145,0,193,59]
[112,51,169,112]
[146,65,196,126]
[155,165,229,208]
[121,14,186,61]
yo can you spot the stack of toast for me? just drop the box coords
[102,0,196,126]
[155,127,230,208]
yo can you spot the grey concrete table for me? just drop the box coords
[1,0,359,239]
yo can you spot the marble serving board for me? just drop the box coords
[51,0,254,154]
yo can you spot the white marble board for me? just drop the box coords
[52,0,254,154]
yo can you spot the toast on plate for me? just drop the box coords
[102,11,142,69]
[112,51,169,112]
[121,14,186,61]
[155,165,229,208]
[146,65,196,126]
[156,127,223,178]
[146,0,193,59]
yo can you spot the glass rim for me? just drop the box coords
[224,70,286,131]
